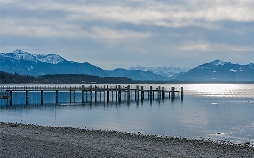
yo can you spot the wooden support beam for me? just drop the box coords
[41,91,43,105]
[10,91,12,106]
[26,90,29,105]
[56,90,59,104]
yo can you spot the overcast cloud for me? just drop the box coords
[1,0,254,69]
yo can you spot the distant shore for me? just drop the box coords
[1,122,253,157]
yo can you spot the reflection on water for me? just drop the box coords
[1,84,254,145]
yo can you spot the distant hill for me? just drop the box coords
[0,50,108,77]
[129,66,189,79]
[0,71,35,83]
[0,71,134,84]
[105,68,169,81]
[177,60,254,81]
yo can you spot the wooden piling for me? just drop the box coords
[82,85,85,103]
[10,91,12,106]
[41,90,43,104]
[141,86,144,100]
[149,86,152,100]
[181,87,183,101]
[171,87,175,98]
[82,90,84,103]
[86,90,88,102]
[158,86,161,99]
[162,87,165,99]
[127,85,130,100]
[69,90,72,103]
[73,90,76,102]
[111,87,113,102]
[56,90,59,104]
[107,85,109,102]
[95,85,97,102]
[103,85,106,102]
[118,85,121,102]
[26,90,29,105]
[100,89,101,102]
[115,85,118,101]
[136,85,139,100]
[90,85,92,101]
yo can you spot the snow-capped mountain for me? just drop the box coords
[2,49,65,64]
[0,50,108,77]
[1,50,253,81]
[177,60,254,81]
[129,66,189,78]
[105,68,168,81]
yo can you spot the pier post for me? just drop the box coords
[74,90,76,102]
[149,86,152,100]
[90,85,92,101]
[127,85,130,104]
[171,87,175,98]
[158,86,161,99]
[135,89,137,101]
[70,90,72,103]
[127,85,130,100]
[70,86,72,103]
[103,85,106,102]
[111,87,113,102]
[118,85,121,102]
[181,87,183,101]
[141,86,144,100]
[95,85,97,103]
[82,90,84,103]
[26,90,29,105]
[41,91,44,104]
[115,85,118,101]
[86,90,88,102]
[10,91,12,106]
[56,90,59,104]
[136,85,139,101]
[100,88,101,102]
[82,85,85,103]
[107,85,109,102]
[162,87,165,99]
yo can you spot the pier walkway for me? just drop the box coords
[0,85,183,105]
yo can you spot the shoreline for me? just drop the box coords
[1,122,254,157]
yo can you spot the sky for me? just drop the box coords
[1,0,254,70]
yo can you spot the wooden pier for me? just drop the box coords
[0,85,183,105]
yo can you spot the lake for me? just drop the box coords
[1,83,254,145]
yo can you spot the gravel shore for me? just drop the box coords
[1,122,254,158]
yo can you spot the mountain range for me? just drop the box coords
[179,60,254,81]
[1,50,254,81]
[0,50,108,77]
[129,66,189,78]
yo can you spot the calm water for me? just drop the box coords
[1,84,254,144]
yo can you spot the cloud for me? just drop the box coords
[1,21,149,41]
[179,41,210,51]
[91,27,150,40]
[2,0,254,31]
[1,0,254,69]
[179,41,254,52]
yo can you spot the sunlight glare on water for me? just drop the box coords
[186,84,243,97]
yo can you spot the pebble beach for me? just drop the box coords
[1,122,254,158]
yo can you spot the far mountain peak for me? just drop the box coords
[3,49,65,64]
[210,59,227,66]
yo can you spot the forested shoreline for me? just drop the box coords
[0,71,134,84]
